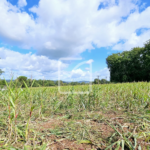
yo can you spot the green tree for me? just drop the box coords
[55,80,64,86]
[70,82,79,85]
[0,79,6,86]
[16,76,28,87]
[93,78,100,84]
[106,39,150,82]
[81,82,86,85]
[100,79,108,84]
[45,80,55,86]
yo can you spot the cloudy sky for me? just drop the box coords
[0,0,150,81]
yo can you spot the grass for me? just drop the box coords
[0,81,150,149]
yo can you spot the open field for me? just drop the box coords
[0,82,150,150]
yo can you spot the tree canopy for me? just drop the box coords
[106,39,150,82]
[93,78,108,84]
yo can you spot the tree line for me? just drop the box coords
[93,78,109,84]
[106,39,150,82]
[0,76,92,88]
[0,76,109,88]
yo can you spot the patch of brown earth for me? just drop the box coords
[34,112,149,150]
[47,139,96,150]
[39,118,63,131]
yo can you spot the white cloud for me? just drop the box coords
[0,47,68,79]
[86,59,94,64]
[85,67,90,70]
[18,0,27,8]
[94,68,110,80]
[0,0,149,59]
[112,29,150,51]
[66,67,110,81]
[0,47,110,81]
[71,69,89,79]
[112,6,150,50]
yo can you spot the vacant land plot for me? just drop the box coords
[0,82,150,149]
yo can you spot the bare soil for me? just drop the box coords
[33,111,148,150]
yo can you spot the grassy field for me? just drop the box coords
[0,82,150,150]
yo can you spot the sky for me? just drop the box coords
[0,0,150,81]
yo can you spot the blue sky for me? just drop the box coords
[0,0,150,81]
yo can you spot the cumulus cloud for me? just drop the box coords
[0,0,149,59]
[94,68,110,80]
[18,0,27,8]
[112,6,150,50]
[0,47,68,79]
[0,47,110,81]
[71,68,90,79]
[67,67,110,81]
[86,59,94,64]
[112,29,150,51]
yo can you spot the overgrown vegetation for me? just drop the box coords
[0,81,150,149]
[106,39,150,82]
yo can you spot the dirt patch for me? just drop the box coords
[34,111,149,150]
[47,139,96,150]
[38,119,63,131]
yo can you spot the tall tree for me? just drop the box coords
[100,79,108,84]
[106,39,150,82]
[16,76,28,87]
[93,78,100,84]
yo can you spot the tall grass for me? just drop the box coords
[0,82,150,149]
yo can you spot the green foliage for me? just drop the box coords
[70,81,80,85]
[55,80,64,86]
[80,82,86,85]
[17,76,27,82]
[100,79,108,84]
[0,82,150,149]
[14,76,56,88]
[16,76,27,87]
[106,39,150,82]
[93,78,100,84]
[0,58,4,76]
[0,79,6,85]
[93,78,108,84]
